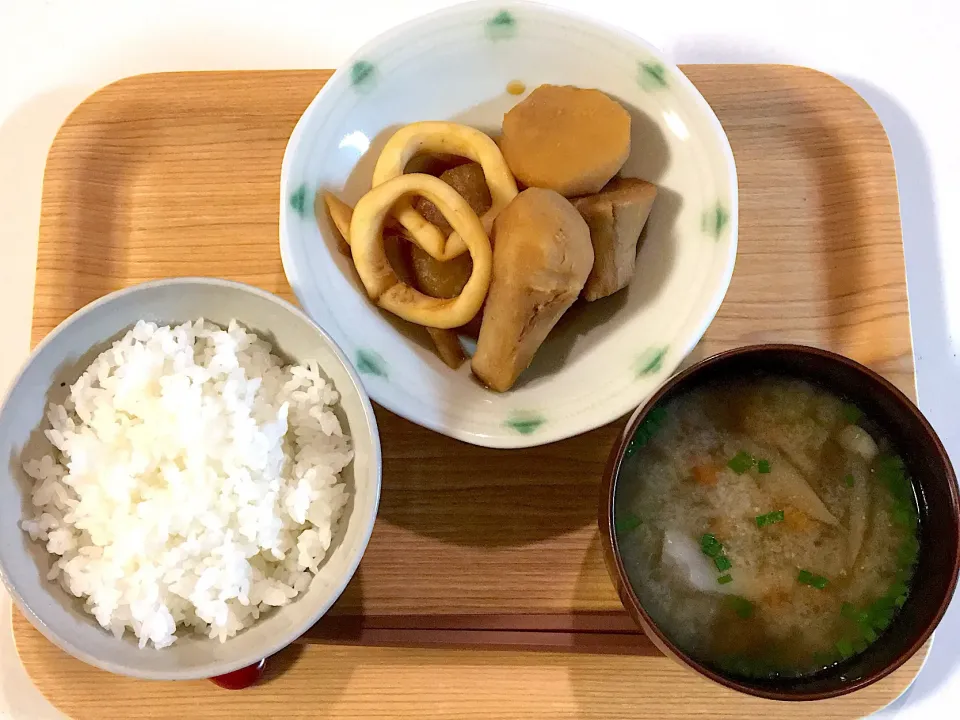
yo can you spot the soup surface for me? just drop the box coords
[615,377,919,679]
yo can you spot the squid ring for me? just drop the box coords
[371,121,518,262]
[350,173,492,329]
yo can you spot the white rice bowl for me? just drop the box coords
[20,318,353,649]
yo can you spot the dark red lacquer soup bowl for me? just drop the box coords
[600,345,960,700]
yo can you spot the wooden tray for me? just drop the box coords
[15,65,922,718]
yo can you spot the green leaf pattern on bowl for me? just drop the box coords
[350,61,377,91]
[638,62,668,90]
[356,349,388,379]
[485,10,517,41]
[702,203,730,240]
[634,346,668,377]
[289,184,309,217]
[505,412,546,435]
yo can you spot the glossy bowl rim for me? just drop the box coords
[599,343,960,701]
[0,277,383,680]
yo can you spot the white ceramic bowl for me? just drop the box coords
[0,278,381,679]
[280,0,737,448]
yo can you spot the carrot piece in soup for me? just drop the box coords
[693,464,718,486]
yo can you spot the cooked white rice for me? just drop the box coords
[21,319,352,649]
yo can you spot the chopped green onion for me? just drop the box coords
[873,613,893,632]
[868,596,896,631]
[615,513,641,534]
[875,595,896,612]
[742,660,773,679]
[647,406,667,426]
[844,474,855,488]
[841,602,859,620]
[718,574,733,585]
[875,454,913,504]
[888,580,909,600]
[728,657,756,677]
[700,533,733,573]
[876,453,905,473]
[842,403,863,424]
[798,569,829,589]
[892,505,915,528]
[627,430,648,454]
[755,510,785,528]
[861,626,878,643]
[897,536,920,566]
[700,533,723,558]
[728,451,756,474]
[852,637,869,654]
[895,594,908,608]
[835,638,855,659]
[757,459,771,474]
[812,651,835,668]
[626,407,668,456]
[728,596,754,619]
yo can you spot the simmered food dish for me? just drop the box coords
[615,377,919,679]
[319,84,658,390]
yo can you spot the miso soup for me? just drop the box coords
[615,377,920,679]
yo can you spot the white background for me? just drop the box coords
[0,0,958,717]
